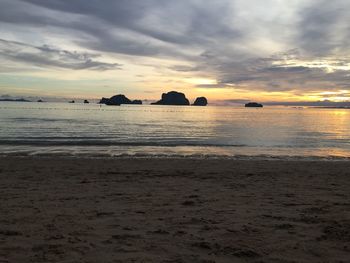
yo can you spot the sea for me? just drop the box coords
[0,102,349,160]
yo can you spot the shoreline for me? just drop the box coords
[1,152,350,161]
[1,156,349,262]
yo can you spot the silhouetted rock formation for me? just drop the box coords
[69,100,75,103]
[193,97,208,106]
[99,95,143,106]
[37,99,44,102]
[84,100,89,104]
[152,91,190,106]
[99,97,110,105]
[245,102,263,108]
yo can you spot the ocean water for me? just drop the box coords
[0,102,349,159]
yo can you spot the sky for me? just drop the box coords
[0,0,350,104]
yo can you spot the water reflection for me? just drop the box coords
[0,103,349,158]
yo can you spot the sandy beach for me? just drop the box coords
[0,157,349,262]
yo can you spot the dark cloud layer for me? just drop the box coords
[0,0,349,95]
[298,0,350,55]
[0,39,122,71]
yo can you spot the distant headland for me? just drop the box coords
[0,98,30,102]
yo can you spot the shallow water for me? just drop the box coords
[0,102,349,159]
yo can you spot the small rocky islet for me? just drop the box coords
[192,97,208,106]
[245,102,263,108]
[99,95,143,106]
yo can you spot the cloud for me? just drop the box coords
[194,49,350,92]
[20,0,241,45]
[0,0,240,59]
[0,39,122,71]
[0,0,349,96]
[297,0,350,55]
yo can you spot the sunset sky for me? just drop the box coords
[0,0,350,104]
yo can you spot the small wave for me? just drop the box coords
[0,151,349,161]
[0,139,247,147]
[6,117,95,124]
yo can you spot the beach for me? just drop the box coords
[0,156,349,262]
[2,0,350,262]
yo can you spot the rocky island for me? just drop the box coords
[99,95,143,106]
[152,91,190,106]
[193,97,208,106]
[245,102,263,108]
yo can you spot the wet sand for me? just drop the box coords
[0,157,349,262]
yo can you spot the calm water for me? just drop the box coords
[0,102,350,159]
